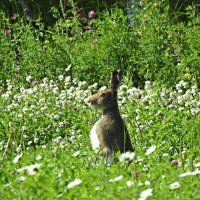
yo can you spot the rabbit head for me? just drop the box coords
[88,70,122,110]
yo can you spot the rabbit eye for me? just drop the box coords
[99,92,106,97]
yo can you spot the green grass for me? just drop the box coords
[0,73,199,199]
[0,1,200,199]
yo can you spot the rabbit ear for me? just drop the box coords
[110,70,122,92]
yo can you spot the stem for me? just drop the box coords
[2,132,12,160]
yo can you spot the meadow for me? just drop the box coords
[0,1,200,200]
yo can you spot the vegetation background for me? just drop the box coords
[0,0,199,199]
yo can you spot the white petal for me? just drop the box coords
[139,188,153,199]
[169,182,180,189]
[13,153,23,163]
[145,145,156,155]
[109,176,123,182]
[67,179,82,189]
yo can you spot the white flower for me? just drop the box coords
[26,75,32,83]
[179,172,192,177]
[191,169,200,175]
[65,64,71,72]
[119,152,135,162]
[109,175,123,182]
[126,180,134,187]
[169,182,180,190]
[162,153,169,157]
[145,145,156,156]
[13,153,23,163]
[145,180,151,185]
[138,188,153,200]
[144,81,152,92]
[17,163,42,175]
[72,151,80,157]
[2,93,10,99]
[67,179,82,189]
[35,155,42,160]
[58,75,64,81]
[179,169,200,177]
[27,141,32,145]
[194,162,200,168]
[18,176,26,182]
[43,77,48,83]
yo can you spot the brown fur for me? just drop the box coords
[88,70,133,157]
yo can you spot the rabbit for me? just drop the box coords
[88,70,133,160]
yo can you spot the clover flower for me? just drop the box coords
[138,188,153,200]
[171,159,179,166]
[67,179,82,189]
[13,153,23,163]
[109,176,123,182]
[119,152,135,162]
[88,10,96,18]
[169,182,180,190]
[145,145,156,156]
[126,180,134,187]
[17,163,42,176]
[26,75,32,83]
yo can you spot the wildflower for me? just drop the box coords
[88,10,96,18]
[169,182,180,190]
[191,170,200,175]
[126,180,134,187]
[119,152,135,162]
[17,163,42,176]
[162,153,169,157]
[27,141,32,145]
[67,179,82,189]
[34,137,39,143]
[72,151,80,157]
[184,73,191,79]
[138,188,153,200]
[35,155,42,160]
[13,153,23,163]
[32,80,38,85]
[145,180,151,185]
[43,77,48,83]
[171,159,179,166]
[65,64,71,72]
[194,162,200,168]
[5,29,12,35]
[179,169,200,177]
[64,3,72,10]
[9,16,17,23]
[145,145,156,156]
[109,176,123,182]
[18,176,26,182]
[92,38,98,44]
[26,75,32,83]
[59,75,64,81]
[144,81,152,92]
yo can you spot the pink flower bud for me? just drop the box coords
[171,159,178,165]
[88,10,96,18]
[5,29,12,35]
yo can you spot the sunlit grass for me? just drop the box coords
[0,72,199,199]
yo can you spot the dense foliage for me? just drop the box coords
[0,1,200,199]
